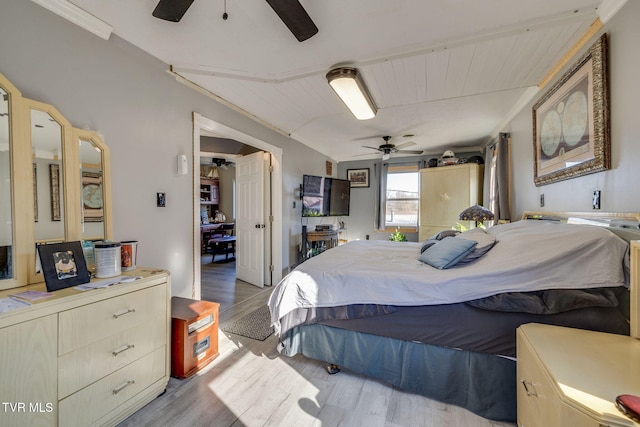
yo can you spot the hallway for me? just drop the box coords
[200,255,270,325]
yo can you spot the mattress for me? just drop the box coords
[316,299,629,358]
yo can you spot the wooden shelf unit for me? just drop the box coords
[200,178,220,221]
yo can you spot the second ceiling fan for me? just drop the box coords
[152,0,318,42]
[361,136,423,160]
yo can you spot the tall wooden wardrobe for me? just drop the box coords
[419,163,484,241]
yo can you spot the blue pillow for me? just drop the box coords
[419,237,478,269]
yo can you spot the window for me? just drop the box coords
[384,165,419,229]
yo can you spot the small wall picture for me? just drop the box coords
[38,241,91,291]
[347,168,370,188]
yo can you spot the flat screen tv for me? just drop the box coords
[302,175,350,217]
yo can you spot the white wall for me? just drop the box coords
[0,0,331,296]
[507,1,640,218]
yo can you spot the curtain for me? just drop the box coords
[376,162,388,230]
[484,132,511,222]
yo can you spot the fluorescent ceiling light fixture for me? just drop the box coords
[30,0,113,40]
[326,67,377,120]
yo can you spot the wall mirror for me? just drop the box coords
[0,72,111,289]
[0,73,27,290]
[31,107,66,241]
[0,86,13,282]
[26,100,77,284]
[77,129,111,241]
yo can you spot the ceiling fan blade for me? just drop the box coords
[352,134,386,141]
[394,141,416,150]
[397,149,424,154]
[152,0,195,22]
[362,145,382,151]
[265,0,318,42]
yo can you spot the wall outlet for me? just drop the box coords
[592,190,601,209]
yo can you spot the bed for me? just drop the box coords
[268,212,640,422]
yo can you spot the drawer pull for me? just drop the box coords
[113,308,136,319]
[112,344,135,357]
[521,379,538,397]
[112,379,135,395]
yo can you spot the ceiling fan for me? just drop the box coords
[211,158,235,169]
[360,136,423,160]
[152,0,318,42]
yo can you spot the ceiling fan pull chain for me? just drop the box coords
[222,0,228,20]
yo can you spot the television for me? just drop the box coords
[302,175,350,217]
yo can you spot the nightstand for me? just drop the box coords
[171,297,220,378]
[517,323,640,427]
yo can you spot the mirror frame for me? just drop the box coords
[0,72,112,289]
[0,73,27,290]
[75,128,113,242]
[24,98,77,284]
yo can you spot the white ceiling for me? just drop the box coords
[61,0,614,161]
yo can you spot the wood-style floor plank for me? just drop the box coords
[118,257,516,427]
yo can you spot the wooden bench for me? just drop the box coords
[208,236,236,262]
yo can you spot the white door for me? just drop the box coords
[235,151,267,287]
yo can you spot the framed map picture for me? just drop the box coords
[532,33,610,186]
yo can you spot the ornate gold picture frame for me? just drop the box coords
[532,33,609,186]
[49,164,61,221]
[82,172,104,222]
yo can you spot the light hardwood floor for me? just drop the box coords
[118,256,516,427]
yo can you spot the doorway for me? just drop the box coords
[192,113,283,300]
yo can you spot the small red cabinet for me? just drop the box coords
[171,297,220,378]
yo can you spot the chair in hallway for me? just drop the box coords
[208,223,236,262]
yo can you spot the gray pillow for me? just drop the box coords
[420,238,439,254]
[455,228,497,263]
[419,237,477,269]
[429,229,460,240]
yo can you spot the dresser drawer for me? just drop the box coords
[58,346,166,427]
[58,318,166,399]
[517,330,561,427]
[58,283,167,355]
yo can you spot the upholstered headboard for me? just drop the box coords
[522,211,640,339]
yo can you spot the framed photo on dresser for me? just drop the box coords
[38,241,91,291]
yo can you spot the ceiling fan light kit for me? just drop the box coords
[358,136,423,160]
[326,67,377,120]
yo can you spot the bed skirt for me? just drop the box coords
[279,324,517,422]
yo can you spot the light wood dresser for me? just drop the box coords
[517,323,640,427]
[0,268,170,427]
